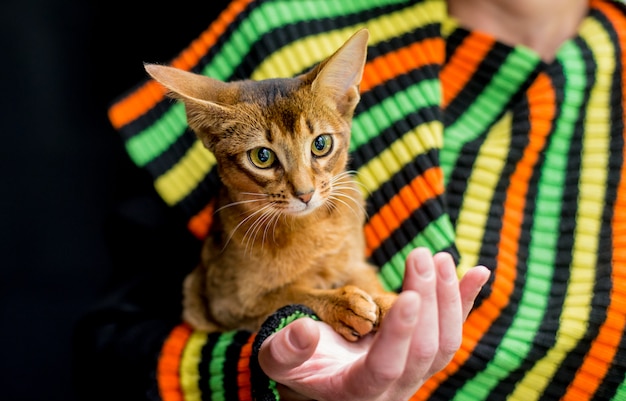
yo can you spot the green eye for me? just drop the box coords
[248,147,275,169]
[312,134,333,157]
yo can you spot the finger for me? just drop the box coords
[433,251,463,355]
[346,291,421,397]
[458,265,491,319]
[403,248,440,370]
[428,262,491,375]
[258,318,320,380]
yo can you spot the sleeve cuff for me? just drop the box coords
[156,305,318,401]
[250,305,319,401]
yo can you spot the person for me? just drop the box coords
[73,0,626,400]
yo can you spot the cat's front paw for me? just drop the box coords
[373,292,399,330]
[327,285,379,341]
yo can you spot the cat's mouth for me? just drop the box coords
[283,194,323,216]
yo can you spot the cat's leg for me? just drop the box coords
[182,264,221,332]
[284,284,381,341]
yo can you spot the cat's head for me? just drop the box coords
[145,28,369,217]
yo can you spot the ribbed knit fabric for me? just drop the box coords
[108,0,626,399]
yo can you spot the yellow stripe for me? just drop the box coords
[511,17,612,399]
[455,113,512,276]
[154,140,217,206]
[355,120,443,198]
[179,330,208,401]
[250,0,446,80]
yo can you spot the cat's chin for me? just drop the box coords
[283,198,324,217]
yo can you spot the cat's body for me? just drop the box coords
[145,29,398,341]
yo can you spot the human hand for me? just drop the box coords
[258,247,491,401]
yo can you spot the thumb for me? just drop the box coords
[258,318,320,378]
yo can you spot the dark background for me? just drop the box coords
[1,1,227,400]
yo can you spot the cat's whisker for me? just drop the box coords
[261,209,283,250]
[272,211,284,244]
[223,203,274,251]
[214,197,268,214]
[328,192,367,220]
[240,192,268,197]
[242,205,284,255]
[331,184,364,196]
[323,198,338,215]
[249,208,277,252]
[328,196,361,219]
[334,170,372,197]
[241,204,276,254]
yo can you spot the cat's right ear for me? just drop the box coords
[144,63,234,149]
[144,63,230,103]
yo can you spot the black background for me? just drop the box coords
[1,1,227,400]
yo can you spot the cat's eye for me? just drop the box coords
[248,147,276,169]
[312,134,333,157]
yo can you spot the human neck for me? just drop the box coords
[447,0,588,62]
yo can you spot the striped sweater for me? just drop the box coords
[108,0,626,399]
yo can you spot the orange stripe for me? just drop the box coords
[364,167,443,257]
[440,31,495,108]
[188,200,215,240]
[108,0,254,130]
[361,37,444,93]
[413,72,556,399]
[563,1,626,398]
[237,334,255,401]
[157,323,193,401]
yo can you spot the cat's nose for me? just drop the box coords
[296,189,314,204]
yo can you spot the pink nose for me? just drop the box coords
[297,190,314,204]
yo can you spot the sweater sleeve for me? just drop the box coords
[156,306,318,401]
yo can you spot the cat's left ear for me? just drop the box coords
[309,28,369,117]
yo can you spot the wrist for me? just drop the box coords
[250,305,319,401]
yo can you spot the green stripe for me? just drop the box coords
[273,310,320,333]
[125,103,187,167]
[208,331,237,401]
[378,213,455,290]
[125,0,410,167]
[441,46,540,183]
[451,41,584,401]
[351,79,440,152]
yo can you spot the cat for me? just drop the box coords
[144,28,398,341]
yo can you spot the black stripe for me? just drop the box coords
[223,331,256,401]
[140,127,198,178]
[444,32,514,127]
[117,97,177,143]
[596,6,626,395]
[594,331,626,400]
[444,27,470,64]
[177,168,222,219]
[199,332,220,399]
[350,106,440,169]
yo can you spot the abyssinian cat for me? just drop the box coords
[145,28,398,341]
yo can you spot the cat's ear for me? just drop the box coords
[309,28,369,117]
[144,63,234,149]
